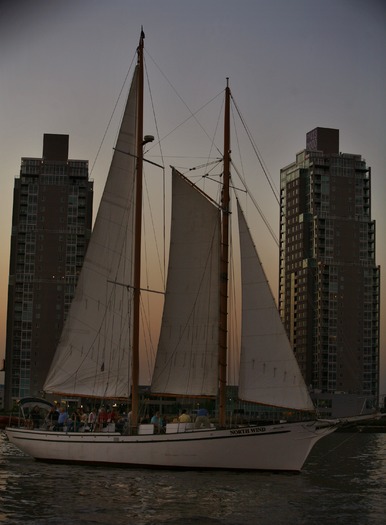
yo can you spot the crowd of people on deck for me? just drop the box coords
[29,403,120,432]
[139,407,211,433]
[28,403,212,434]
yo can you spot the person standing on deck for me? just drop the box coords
[178,409,191,423]
[195,408,210,428]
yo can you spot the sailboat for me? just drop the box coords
[6,31,345,471]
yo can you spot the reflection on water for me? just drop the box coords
[303,432,386,524]
[1,431,385,524]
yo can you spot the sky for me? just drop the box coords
[0,0,385,394]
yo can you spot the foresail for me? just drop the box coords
[44,67,139,398]
[237,201,315,411]
[151,169,220,397]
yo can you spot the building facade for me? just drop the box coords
[4,134,93,410]
[279,128,380,402]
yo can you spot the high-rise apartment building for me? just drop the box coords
[279,128,380,403]
[4,134,93,409]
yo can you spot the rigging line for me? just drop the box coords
[231,102,247,185]
[178,96,223,187]
[313,432,359,462]
[140,206,155,383]
[144,56,167,288]
[232,161,279,246]
[150,93,224,158]
[140,293,157,383]
[195,92,224,181]
[107,279,165,295]
[114,148,164,169]
[231,95,280,205]
[143,173,166,289]
[188,159,222,172]
[90,53,137,177]
[144,47,224,156]
[229,105,255,190]
[144,55,165,170]
[192,160,224,187]
[183,93,226,189]
[148,155,221,159]
[228,209,240,387]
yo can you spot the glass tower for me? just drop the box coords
[279,128,380,401]
[4,134,93,409]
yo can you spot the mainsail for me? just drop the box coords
[151,169,220,397]
[44,67,139,398]
[237,201,315,411]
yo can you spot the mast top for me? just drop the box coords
[138,27,145,54]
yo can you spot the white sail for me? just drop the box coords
[237,201,315,411]
[151,169,220,396]
[44,67,139,398]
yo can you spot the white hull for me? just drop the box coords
[6,421,337,471]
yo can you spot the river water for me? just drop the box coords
[0,430,385,525]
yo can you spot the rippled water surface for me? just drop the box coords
[1,431,385,524]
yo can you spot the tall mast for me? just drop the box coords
[131,29,145,430]
[219,79,231,427]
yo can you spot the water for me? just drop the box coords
[0,431,385,525]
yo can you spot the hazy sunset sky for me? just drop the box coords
[0,0,385,393]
